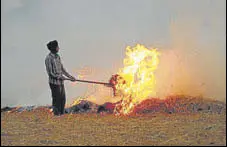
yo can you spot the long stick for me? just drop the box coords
[65,78,112,86]
[75,79,110,85]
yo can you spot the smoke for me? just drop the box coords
[66,65,122,105]
[74,0,227,104]
[85,85,122,105]
[155,0,226,102]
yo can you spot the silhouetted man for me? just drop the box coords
[45,40,76,116]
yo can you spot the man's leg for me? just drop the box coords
[49,83,61,115]
[60,84,66,115]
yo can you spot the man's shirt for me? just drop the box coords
[45,52,72,85]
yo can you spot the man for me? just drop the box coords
[45,40,76,116]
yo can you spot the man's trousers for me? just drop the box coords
[49,83,66,115]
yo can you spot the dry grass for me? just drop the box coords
[1,110,226,146]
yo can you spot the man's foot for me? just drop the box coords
[53,111,60,116]
[53,114,63,118]
[55,113,65,117]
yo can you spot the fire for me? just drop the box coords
[71,97,85,106]
[114,44,160,115]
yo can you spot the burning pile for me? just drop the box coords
[112,44,160,115]
[69,44,160,116]
[2,96,225,114]
[70,44,161,115]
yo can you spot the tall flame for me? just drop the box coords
[114,44,160,115]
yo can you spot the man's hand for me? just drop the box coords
[70,76,76,82]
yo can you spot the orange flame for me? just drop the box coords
[114,44,160,115]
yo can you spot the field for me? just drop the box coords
[1,110,226,146]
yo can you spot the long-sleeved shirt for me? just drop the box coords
[45,52,73,85]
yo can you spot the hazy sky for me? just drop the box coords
[1,0,226,107]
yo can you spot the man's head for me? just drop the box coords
[47,40,59,53]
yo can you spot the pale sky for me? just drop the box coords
[1,0,226,107]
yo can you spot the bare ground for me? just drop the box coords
[1,109,226,146]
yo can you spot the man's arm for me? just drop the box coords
[62,65,75,80]
[45,57,65,80]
